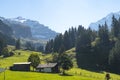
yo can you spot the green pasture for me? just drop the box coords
[0,50,120,80]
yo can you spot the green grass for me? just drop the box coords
[0,69,119,80]
[0,49,120,80]
[0,50,40,67]
[0,70,96,80]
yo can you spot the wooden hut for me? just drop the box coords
[36,63,59,73]
[10,62,31,71]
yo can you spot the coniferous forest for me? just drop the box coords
[45,15,120,73]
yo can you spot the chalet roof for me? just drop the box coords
[13,62,31,65]
[37,63,57,68]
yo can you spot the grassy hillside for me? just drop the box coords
[0,70,97,80]
[0,50,120,80]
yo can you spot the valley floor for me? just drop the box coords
[0,50,120,80]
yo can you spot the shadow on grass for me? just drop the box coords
[59,73,73,76]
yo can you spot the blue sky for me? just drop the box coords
[1,0,120,33]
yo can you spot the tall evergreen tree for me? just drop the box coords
[0,39,6,55]
[15,38,21,50]
[45,39,54,53]
[53,34,63,52]
[93,23,110,68]
[111,15,120,38]
[63,31,71,50]
[76,29,92,68]
[109,39,120,73]
[68,27,77,48]
[58,44,65,54]
[25,42,35,51]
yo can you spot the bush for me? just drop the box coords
[1,47,15,57]
[9,51,15,56]
[2,47,10,57]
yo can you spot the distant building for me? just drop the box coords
[36,63,59,73]
[10,62,31,71]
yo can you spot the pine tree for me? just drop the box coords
[53,34,63,52]
[0,39,6,55]
[76,30,91,54]
[76,29,92,68]
[25,42,35,51]
[111,15,120,38]
[45,39,54,53]
[93,23,110,68]
[58,44,65,54]
[68,27,77,48]
[15,38,21,50]
[63,31,71,50]
[109,39,120,73]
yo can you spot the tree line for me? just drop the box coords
[45,15,120,73]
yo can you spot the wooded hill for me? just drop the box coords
[45,15,120,73]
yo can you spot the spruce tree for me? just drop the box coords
[53,34,63,52]
[45,39,54,53]
[63,31,70,50]
[15,38,21,50]
[0,39,6,55]
[111,15,120,38]
[93,23,110,68]
[76,29,92,68]
[109,39,120,73]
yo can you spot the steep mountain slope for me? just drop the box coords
[9,16,58,40]
[0,16,58,40]
[89,11,120,30]
[24,20,57,40]
[0,17,32,38]
[0,19,13,36]
[0,20,15,45]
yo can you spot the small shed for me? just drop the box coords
[36,63,59,73]
[10,62,31,71]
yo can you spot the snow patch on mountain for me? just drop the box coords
[89,11,120,30]
[3,16,58,40]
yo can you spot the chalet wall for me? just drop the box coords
[10,64,30,71]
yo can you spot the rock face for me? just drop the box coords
[89,11,120,30]
[0,16,32,38]
[0,16,58,40]
[7,22,32,38]
[0,19,13,36]
[23,19,58,40]
[0,19,15,45]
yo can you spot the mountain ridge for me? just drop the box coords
[0,16,58,40]
[89,11,120,30]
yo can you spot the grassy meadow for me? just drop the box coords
[0,50,120,80]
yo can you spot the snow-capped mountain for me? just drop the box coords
[0,16,32,38]
[23,19,57,39]
[89,11,120,30]
[0,16,58,40]
[10,16,27,23]
[10,16,58,40]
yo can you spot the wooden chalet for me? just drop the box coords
[36,63,59,73]
[10,62,31,71]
